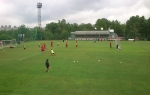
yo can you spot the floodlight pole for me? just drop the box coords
[36,2,42,40]
[37,2,42,28]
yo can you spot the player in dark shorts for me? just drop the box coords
[51,49,56,56]
[116,44,118,50]
[23,45,26,50]
[39,43,40,47]
[110,42,112,48]
[45,59,50,72]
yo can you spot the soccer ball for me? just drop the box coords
[74,61,75,62]
[98,60,100,62]
[4,50,5,51]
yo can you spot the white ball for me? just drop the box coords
[74,61,75,62]
[98,60,100,62]
[4,50,5,51]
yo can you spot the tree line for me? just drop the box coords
[0,15,150,41]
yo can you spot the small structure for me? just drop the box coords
[70,31,110,40]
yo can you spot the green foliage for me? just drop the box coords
[0,34,12,40]
[79,23,94,31]
[0,16,150,40]
[126,15,148,39]
[145,17,150,39]
[95,18,108,30]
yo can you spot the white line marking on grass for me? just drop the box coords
[0,93,23,95]
[20,53,41,60]
[19,50,50,60]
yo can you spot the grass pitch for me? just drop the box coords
[0,40,150,95]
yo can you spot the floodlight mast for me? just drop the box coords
[37,2,42,28]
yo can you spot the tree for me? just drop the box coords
[0,16,150,40]
[95,18,108,30]
[0,34,12,40]
[126,15,141,39]
[139,16,146,39]
[145,17,150,40]
[79,23,94,31]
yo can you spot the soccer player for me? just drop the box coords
[41,45,45,52]
[116,44,118,49]
[50,41,53,47]
[43,43,46,49]
[39,43,40,47]
[116,44,121,50]
[76,41,78,47]
[110,42,112,48]
[23,45,26,50]
[94,39,96,43]
[66,41,68,48]
[51,49,56,56]
[45,59,50,72]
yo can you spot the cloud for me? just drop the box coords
[0,0,150,28]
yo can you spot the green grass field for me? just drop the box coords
[0,40,150,95]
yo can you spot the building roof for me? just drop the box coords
[71,31,109,35]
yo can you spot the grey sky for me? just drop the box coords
[0,0,150,28]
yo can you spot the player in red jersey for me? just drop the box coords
[66,41,68,48]
[50,41,53,47]
[43,43,47,49]
[41,45,45,52]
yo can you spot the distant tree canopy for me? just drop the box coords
[0,15,150,41]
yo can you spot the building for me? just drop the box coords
[69,28,126,41]
[0,25,18,31]
[70,30,118,40]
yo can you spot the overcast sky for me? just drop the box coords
[0,0,150,28]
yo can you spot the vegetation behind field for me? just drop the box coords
[0,15,150,41]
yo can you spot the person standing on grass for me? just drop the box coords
[44,43,47,50]
[94,39,96,43]
[51,49,56,56]
[39,43,40,48]
[41,45,45,52]
[116,44,119,50]
[66,41,68,48]
[110,41,112,48]
[50,41,53,47]
[76,41,78,47]
[45,59,50,72]
[23,45,26,50]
